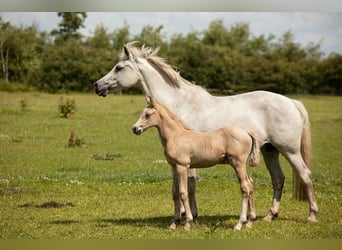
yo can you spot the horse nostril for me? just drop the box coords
[132,126,141,135]
[132,127,137,134]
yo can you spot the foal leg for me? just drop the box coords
[232,162,254,231]
[246,175,256,228]
[188,168,198,218]
[170,168,182,230]
[284,152,318,223]
[177,165,193,230]
[170,165,193,230]
[180,169,198,219]
[261,145,285,221]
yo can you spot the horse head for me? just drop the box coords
[93,42,142,97]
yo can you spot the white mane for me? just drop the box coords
[122,42,202,89]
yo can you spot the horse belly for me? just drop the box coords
[189,152,224,168]
[188,91,303,148]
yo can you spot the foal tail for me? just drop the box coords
[247,132,260,167]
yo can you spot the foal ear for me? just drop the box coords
[145,96,155,107]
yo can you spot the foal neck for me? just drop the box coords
[155,104,188,143]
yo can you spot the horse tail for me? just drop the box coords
[292,100,312,200]
[247,131,260,167]
[293,100,312,168]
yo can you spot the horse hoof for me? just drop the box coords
[263,214,274,222]
[246,221,253,228]
[184,220,192,231]
[169,223,177,230]
[233,224,242,231]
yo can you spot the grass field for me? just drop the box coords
[0,92,341,239]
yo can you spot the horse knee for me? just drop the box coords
[179,191,189,202]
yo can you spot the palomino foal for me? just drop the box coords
[132,97,260,231]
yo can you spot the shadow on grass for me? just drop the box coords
[50,219,80,225]
[48,214,306,229]
[94,214,241,229]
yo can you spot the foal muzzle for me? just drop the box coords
[132,126,143,135]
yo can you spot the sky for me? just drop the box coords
[1,12,341,56]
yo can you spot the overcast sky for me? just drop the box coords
[1,12,341,55]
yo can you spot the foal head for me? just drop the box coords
[132,96,160,135]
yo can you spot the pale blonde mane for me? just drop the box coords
[153,101,193,131]
[122,42,194,88]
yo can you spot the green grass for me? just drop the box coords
[0,92,341,239]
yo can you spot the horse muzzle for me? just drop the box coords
[93,81,118,97]
[93,81,108,97]
[132,126,143,135]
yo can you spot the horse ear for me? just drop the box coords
[123,45,131,59]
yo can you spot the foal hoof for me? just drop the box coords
[233,224,242,231]
[246,220,253,228]
[307,215,318,223]
[263,213,277,222]
[169,223,177,230]
[184,224,191,231]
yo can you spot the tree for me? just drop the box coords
[202,19,229,47]
[133,24,167,52]
[317,53,342,94]
[0,18,14,82]
[112,22,130,52]
[51,12,87,43]
[87,23,111,50]
[168,32,206,85]
[0,18,44,84]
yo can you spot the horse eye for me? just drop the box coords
[114,65,123,72]
[145,113,150,119]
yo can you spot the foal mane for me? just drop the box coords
[153,100,193,131]
[122,41,195,88]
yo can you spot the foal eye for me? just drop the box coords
[145,113,150,119]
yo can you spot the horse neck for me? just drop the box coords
[137,59,210,109]
[155,105,186,146]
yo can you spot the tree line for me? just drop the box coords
[0,13,341,95]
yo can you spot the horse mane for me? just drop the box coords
[122,41,197,89]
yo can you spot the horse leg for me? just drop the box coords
[170,167,182,230]
[283,152,318,223]
[261,144,285,222]
[232,161,253,231]
[246,175,256,228]
[188,168,198,218]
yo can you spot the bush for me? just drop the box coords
[58,96,76,118]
